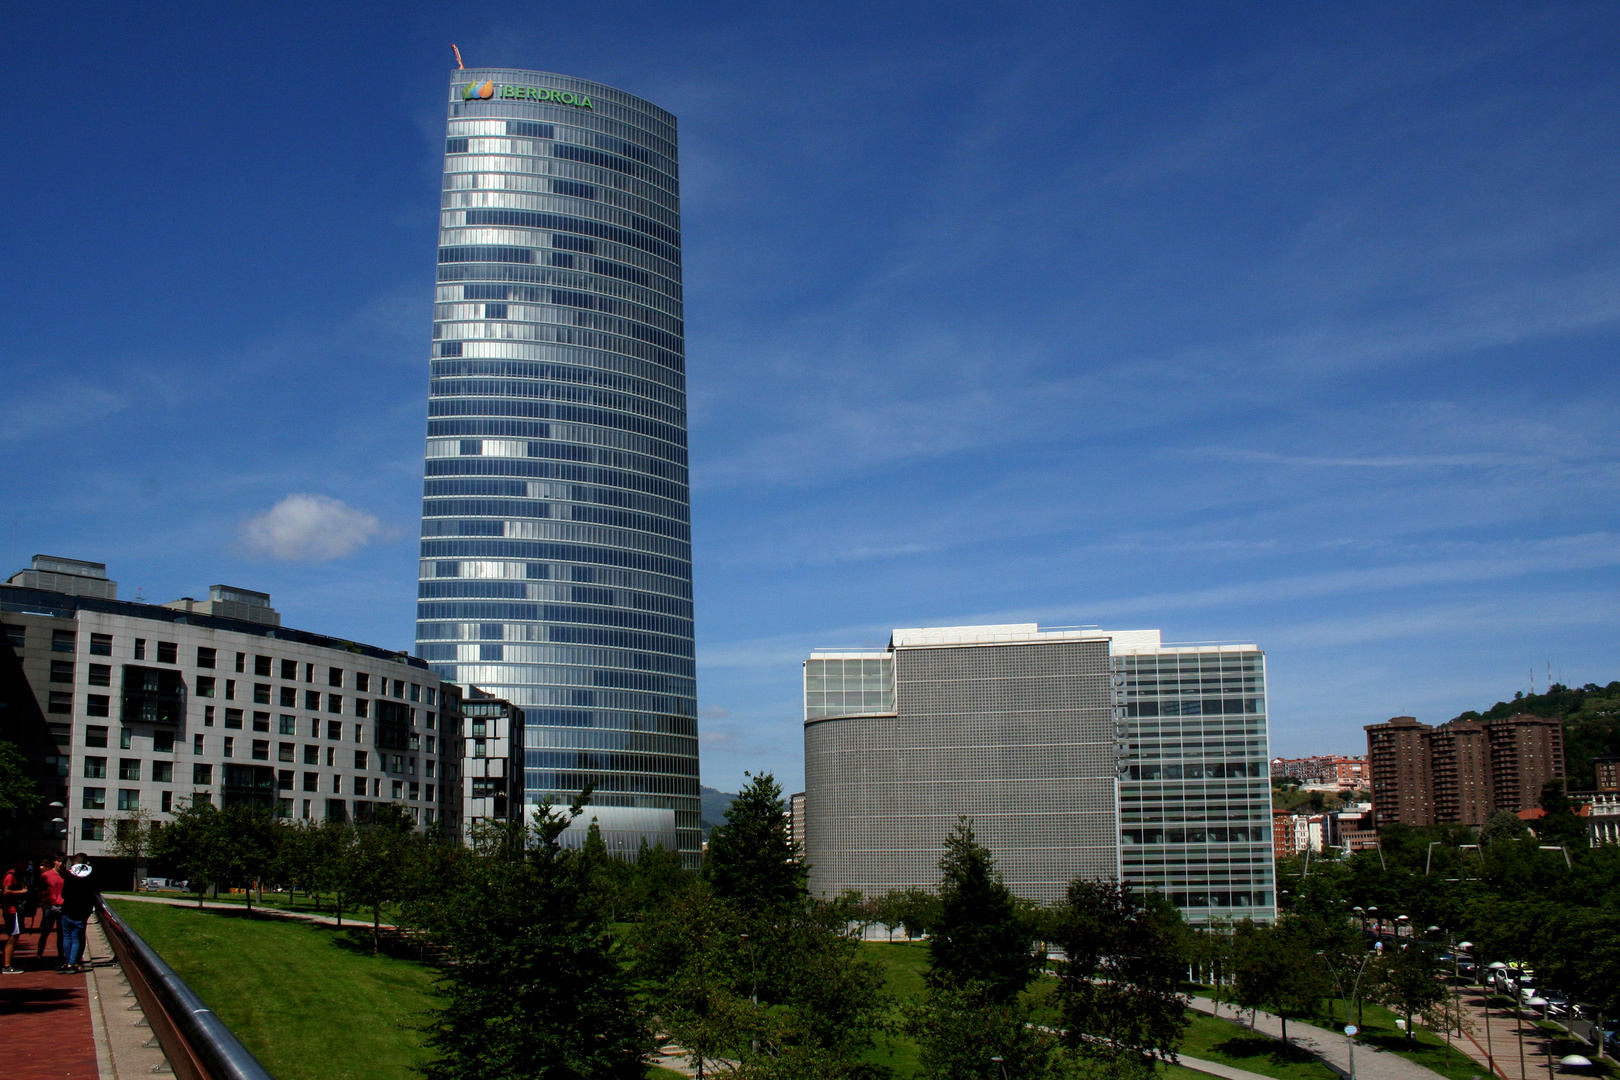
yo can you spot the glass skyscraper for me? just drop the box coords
[415,68,700,861]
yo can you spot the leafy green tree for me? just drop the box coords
[104,808,157,887]
[0,740,40,831]
[1371,943,1445,1039]
[927,818,1040,1003]
[1535,779,1586,847]
[1232,918,1332,1043]
[905,980,1066,1080]
[703,772,804,909]
[150,797,226,907]
[1479,810,1531,846]
[627,839,692,918]
[342,803,420,951]
[216,803,280,914]
[417,798,651,1080]
[1056,881,1188,1076]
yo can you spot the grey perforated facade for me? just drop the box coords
[803,624,1276,922]
[803,626,1119,906]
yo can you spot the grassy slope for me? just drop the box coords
[1180,1012,1338,1080]
[114,901,438,1080]
[113,901,677,1080]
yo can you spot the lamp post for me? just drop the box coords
[1516,988,1529,1080]
[1527,997,1552,1080]
[740,933,759,1056]
[1353,906,1366,935]
[989,1055,1009,1080]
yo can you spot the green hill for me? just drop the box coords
[1448,681,1620,790]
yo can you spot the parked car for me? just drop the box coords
[1541,990,1571,1017]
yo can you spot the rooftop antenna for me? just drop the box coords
[451,43,465,70]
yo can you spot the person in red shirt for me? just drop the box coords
[36,855,65,961]
[1,855,29,974]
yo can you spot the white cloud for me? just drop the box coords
[238,494,386,561]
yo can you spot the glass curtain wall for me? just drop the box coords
[416,69,700,862]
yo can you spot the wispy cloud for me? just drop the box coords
[238,495,390,561]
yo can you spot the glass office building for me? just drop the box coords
[802,625,1275,922]
[415,69,700,861]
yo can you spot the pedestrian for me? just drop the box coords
[1,855,29,973]
[59,854,98,974]
[36,855,66,961]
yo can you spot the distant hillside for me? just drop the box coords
[1449,682,1620,790]
[700,785,737,836]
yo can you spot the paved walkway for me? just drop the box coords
[105,890,392,929]
[1190,995,1449,1080]
[1440,985,1599,1080]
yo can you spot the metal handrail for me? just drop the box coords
[97,897,276,1080]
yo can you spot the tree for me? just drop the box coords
[1056,881,1189,1076]
[215,803,279,914]
[417,799,651,1080]
[703,772,804,909]
[1232,918,1332,1043]
[104,808,158,889]
[0,740,40,831]
[1480,810,1531,846]
[627,839,693,919]
[342,803,420,952]
[927,819,1040,1003]
[150,797,226,907]
[1536,780,1587,847]
[1372,943,1446,1039]
[905,980,1066,1080]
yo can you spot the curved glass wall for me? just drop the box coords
[416,69,700,862]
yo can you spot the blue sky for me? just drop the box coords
[8,2,1620,792]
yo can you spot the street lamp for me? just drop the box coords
[1320,947,1375,1080]
[740,934,759,1056]
[989,1055,1009,1080]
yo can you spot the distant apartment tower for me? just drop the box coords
[2,557,465,855]
[415,68,700,864]
[802,624,1275,922]
[1365,713,1565,828]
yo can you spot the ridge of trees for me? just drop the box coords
[1446,680,1620,789]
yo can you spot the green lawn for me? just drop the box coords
[1180,1012,1339,1080]
[113,900,439,1080]
[857,941,931,1076]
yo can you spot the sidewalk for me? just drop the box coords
[1442,984,1592,1080]
[1,919,100,1080]
[105,890,393,929]
[1189,996,1449,1080]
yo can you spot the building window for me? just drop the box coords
[152,761,172,783]
[251,740,269,761]
[353,775,367,796]
[253,712,270,732]
[86,695,110,717]
[474,739,487,758]
[305,690,321,711]
[354,699,368,718]
[326,746,336,767]
[204,706,214,726]
[426,784,435,802]
[327,694,342,714]
[193,764,213,785]
[328,721,342,741]
[329,667,343,688]
[279,659,296,680]
[161,791,173,814]
[48,692,72,714]
[193,734,204,755]
[52,629,76,653]
[225,680,235,700]
[84,757,107,779]
[391,780,404,800]
[303,772,318,792]
[278,770,293,791]
[425,760,435,778]
[197,647,216,669]
[425,712,435,730]
[118,790,140,811]
[409,782,420,801]
[410,684,421,703]
[356,672,370,692]
[197,677,215,698]
[157,642,177,664]
[355,725,363,744]
[331,774,342,793]
[255,655,271,677]
[354,750,368,770]
[235,653,245,673]
[425,687,436,706]
[223,737,234,758]
[87,664,111,686]
[277,798,293,820]
[472,720,487,737]
[90,633,113,656]
[279,743,295,762]
[133,638,146,660]
[304,745,318,765]
[393,680,404,698]
[254,684,271,705]
[82,787,106,810]
[225,709,243,729]
[154,731,174,753]
[81,819,104,841]
[85,726,108,748]
[50,660,74,683]
[118,759,140,781]
[280,687,297,707]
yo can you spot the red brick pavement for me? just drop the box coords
[0,914,100,1079]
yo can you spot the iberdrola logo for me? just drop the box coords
[462,80,495,100]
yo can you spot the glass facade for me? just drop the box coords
[416,69,700,861]
[1117,646,1276,922]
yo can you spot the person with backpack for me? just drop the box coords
[59,854,97,974]
[1,855,29,973]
